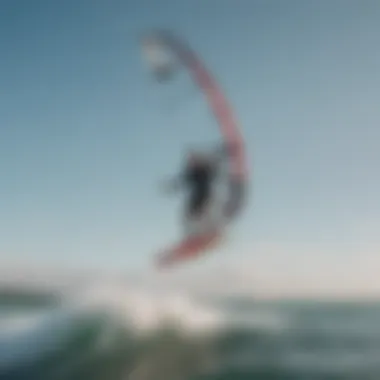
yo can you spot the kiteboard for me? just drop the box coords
[155,230,222,268]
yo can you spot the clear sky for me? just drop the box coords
[1,0,380,293]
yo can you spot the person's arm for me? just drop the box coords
[161,171,187,195]
[208,142,232,172]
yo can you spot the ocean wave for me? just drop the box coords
[1,284,379,380]
[0,283,287,380]
[67,284,227,336]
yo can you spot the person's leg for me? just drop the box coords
[184,190,212,237]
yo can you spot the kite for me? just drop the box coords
[140,30,249,268]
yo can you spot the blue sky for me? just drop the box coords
[1,0,380,289]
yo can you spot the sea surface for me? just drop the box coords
[0,284,379,380]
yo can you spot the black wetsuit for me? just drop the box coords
[182,161,217,217]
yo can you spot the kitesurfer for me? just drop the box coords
[162,144,233,237]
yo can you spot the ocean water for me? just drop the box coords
[0,284,379,380]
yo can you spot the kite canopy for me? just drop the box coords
[140,29,249,223]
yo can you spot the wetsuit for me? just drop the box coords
[182,159,217,218]
[164,144,230,236]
